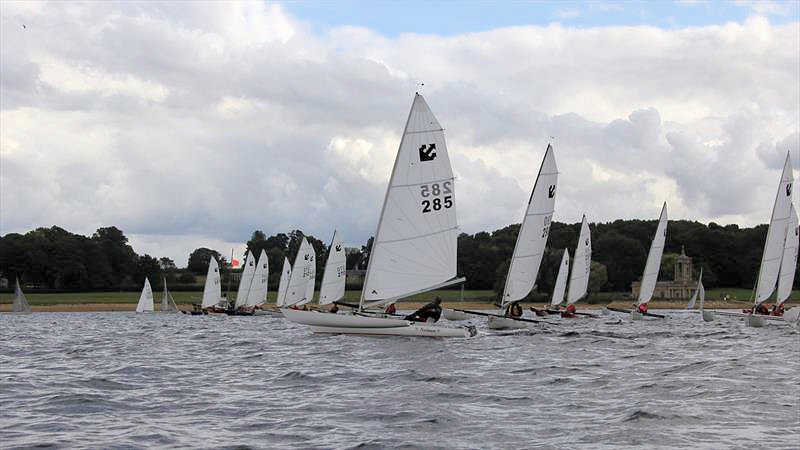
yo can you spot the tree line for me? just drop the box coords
[1,219,794,295]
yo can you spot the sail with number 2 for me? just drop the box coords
[360,93,461,310]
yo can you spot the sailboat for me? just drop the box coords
[686,268,712,321]
[11,278,32,314]
[747,153,794,327]
[318,230,347,307]
[275,257,292,308]
[564,215,592,316]
[487,143,558,330]
[620,203,668,320]
[549,249,570,309]
[282,93,474,337]
[282,237,316,308]
[160,277,180,313]
[201,257,225,313]
[136,277,155,313]
[232,250,257,313]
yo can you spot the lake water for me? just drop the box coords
[1,311,798,449]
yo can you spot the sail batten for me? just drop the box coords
[637,203,668,305]
[360,94,458,308]
[755,152,794,303]
[501,144,558,307]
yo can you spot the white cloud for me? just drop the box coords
[1,3,798,265]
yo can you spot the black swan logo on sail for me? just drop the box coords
[335,244,342,252]
[419,143,437,162]
[548,185,556,198]
[787,183,792,197]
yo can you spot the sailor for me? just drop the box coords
[561,303,577,318]
[505,301,523,319]
[771,303,785,316]
[755,303,770,315]
[637,303,648,314]
[384,303,396,315]
[404,297,442,323]
[328,303,339,314]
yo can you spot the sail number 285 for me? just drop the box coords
[420,181,453,213]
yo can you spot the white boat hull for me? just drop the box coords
[784,307,800,323]
[442,308,471,321]
[486,315,528,330]
[281,308,474,337]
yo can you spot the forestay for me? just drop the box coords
[12,278,31,313]
[567,215,591,305]
[776,204,799,306]
[160,277,179,312]
[550,249,570,306]
[638,203,668,306]
[361,93,459,308]
[245,250,269,307]
[275,257,292,307]
[502,144,558,307]
[319,230,346,305]
[755,153,793,303]
[234,251,256,308]
[286,237,316,307]
[136,278,154,313]
[201,257,222,309]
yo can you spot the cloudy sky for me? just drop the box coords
[1,1,798,266]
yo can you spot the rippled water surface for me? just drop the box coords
[1,311,798,449]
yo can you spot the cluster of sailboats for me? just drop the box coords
[7,93,799,336]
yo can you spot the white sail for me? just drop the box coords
[550,249,570,306]
[160,277,179,312]
[285,238,316,307]
[567,215,592,305]
[319,230,347,305]
[276,257,292,307]
[12,278,31,313]
[201,257,222,308]
[776,203,799,305]
[687,268,703,309]
[360,93,459,308]
[245,249,269,307]
[234,250,256,308]
[638,202,668,305]
[502,144,558,306]
[755,152,794,303]
[136,277,154,312]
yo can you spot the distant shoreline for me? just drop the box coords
[1,299,787,313]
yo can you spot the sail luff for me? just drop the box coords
[637,202,668,305]
[754,152,794,304]
[319,230,347,305]
[502,144,558,306]
[566,215,591,305]
[201,257,222,309]
[12,278,31,313]
[776,203,799,305]
[550,249,570,306]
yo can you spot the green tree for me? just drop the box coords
[187,248,222,275]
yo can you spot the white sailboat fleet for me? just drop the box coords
[282,93,474,337]
[231,249,269,314]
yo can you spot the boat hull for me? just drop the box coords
[701,310,715,322]
[486,315,528,330]
[746,314,766,328]
[281,308,474,337]
[442,308,470,321]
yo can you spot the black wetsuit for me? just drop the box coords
[404,301,442,323]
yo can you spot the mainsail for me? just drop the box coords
[201,257,222,309]
[776,203,799,305]
[550,249,570,306]
[319,230,346,305]
[360,93,460,309]
[245,249,269,307]
[12,278,31,313]
[687,268,704,310]
[136,277,154,313]
[275,257,292,307]
[566,215,591,305]
[637,203,668,306]
[160,277,179,313]
[285,237,316,307]
[754,152,794,304]
[502,144,558,307]
[234,250,256,308]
